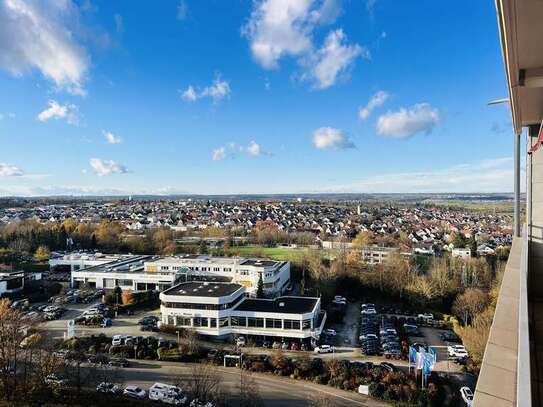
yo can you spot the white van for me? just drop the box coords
[148,383,187,405]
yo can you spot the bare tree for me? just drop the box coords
[238,369,263,407]
[185,363,223,403]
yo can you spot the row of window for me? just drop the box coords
[162,297,243,311]
[166,315,312,331]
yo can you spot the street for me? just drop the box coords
[117,359,389,407]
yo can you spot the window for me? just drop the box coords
[302,319,311,330]
[117,279,133,287]
[231,316,246,327]
[167,315,175,325]
[266,318,282,329]
[193,317,208,327]
[247,318,264,328]
[284,319,301,330]
[210,318,217,328]
[219,317,229,327]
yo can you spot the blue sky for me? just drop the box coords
[0,0,517,196]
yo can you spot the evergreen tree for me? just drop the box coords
[91,233,97,250]
[468,235,478,257]
[199,239,207,254]
[256,273,264,298]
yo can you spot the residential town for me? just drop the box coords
[0,197,513,256]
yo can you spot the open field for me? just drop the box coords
[231,245,310,262]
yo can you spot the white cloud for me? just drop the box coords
[308,29,366,89]
[312,127,355,150]
[242,0,359,89]
[181,77,231,103]
[181,85,197,102]
[37,100,80,125]
[0,0,89,95]
[201,78,231,102]
[103,130,122,144]
[0,163,23,177]
[247,141,262,156]
[324,157,518,193]
[212,147,226,161]
[359,90,388,120]
[176,0,188,20]
[89,158,129,176]
[376,103,440,139]
[242,0,315,69]
[212,141,271,160]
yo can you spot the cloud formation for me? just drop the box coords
[181,76,231,103]
[308,29,366,89]
[103,130,122,144]
[243,0,362,89]
[376,103,439,139]
[324,157,517,193]
[0,0,89,95]
[212,147,226,161]
[359,90,388,120]
[89,158,129,176]
[312,127,355,150]
[37,100,80,125]
[212,141,271,160]
[0,163,24,177]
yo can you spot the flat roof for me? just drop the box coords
[162,281,243,297]
[75,255,153,274]
[239,259,279,267]
[233,296,318,314]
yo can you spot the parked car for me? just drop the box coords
[236,337,246,347]
[141,324,158,332]
[325,329,337,336]
[109,358,129,368]
[88,354,109,365]
[380,362,397,372]
[460,386,474,406]
[112,335,123,346]
[272,341,281,349]
[138,315,159,325]
[96,382,121,394]
[448,345,469,358]
[314,345,334,354]
[123,385,147,399]
[149,382,187,405]
[45,374,67,387]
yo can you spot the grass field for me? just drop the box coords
[231,246,310,262]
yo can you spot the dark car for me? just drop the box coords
[380,362,397,372]
[138,315,159,325]
[108,358,129,368]
[140,324,158,332]
[88,354,109,365]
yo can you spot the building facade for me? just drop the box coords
[159,282,325,342]
[64,252,291,296]
[144,255,291,296]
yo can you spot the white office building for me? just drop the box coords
[159,281,326,342]
[144,255,291,296]
[50,252,132,272]
[66,252,291,296]
[70,255,183,291]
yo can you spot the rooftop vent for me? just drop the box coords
[214,286,219,289]
[279,302,285,307]
[203,282,209,286]
[208,289,213,293]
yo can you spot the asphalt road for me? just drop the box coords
[117,359,389,407]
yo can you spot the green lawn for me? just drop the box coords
[231,246,310,262]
